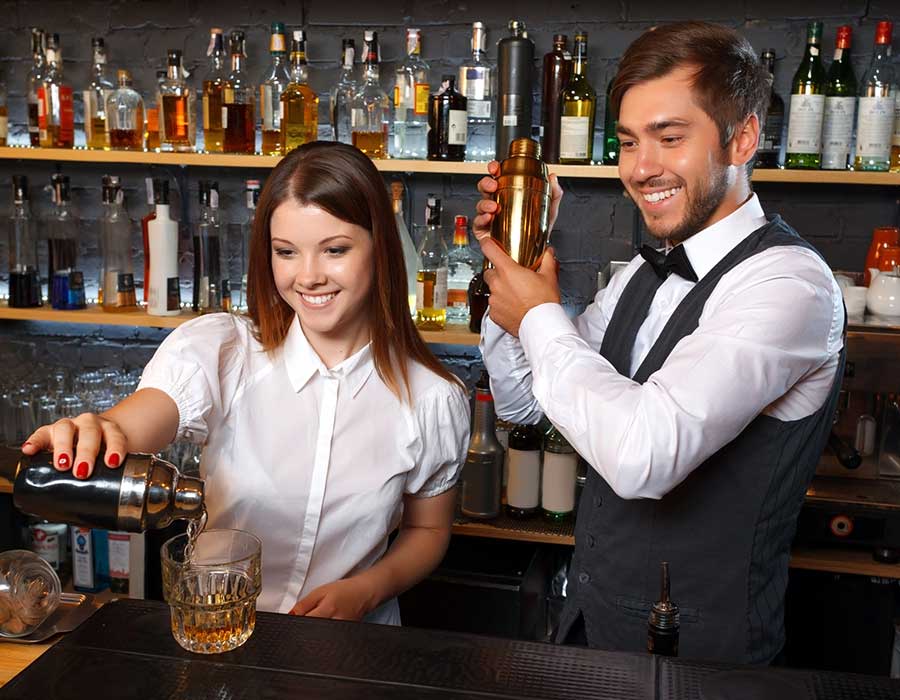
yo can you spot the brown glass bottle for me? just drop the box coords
[222,31,256,154]
[427,75,468,161]
[541,35,571,164]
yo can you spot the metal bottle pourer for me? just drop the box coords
[647,561,680,656]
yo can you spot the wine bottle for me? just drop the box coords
[821,26,857,170]
[540,34,571,164]
[559,33,597,165]
[755,50,784,169]
[854,21,894,172]
[785,22,826,169]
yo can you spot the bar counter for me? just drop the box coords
[2,598,899,699]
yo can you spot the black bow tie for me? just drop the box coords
[639,244,699,283]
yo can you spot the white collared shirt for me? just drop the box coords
[481,194,844,500]
[139,313,469,621]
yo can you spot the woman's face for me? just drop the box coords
[270,199,374,346]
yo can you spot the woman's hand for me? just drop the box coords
[290,577,376,621]
[20,413,128,480]
[471,161,564,241]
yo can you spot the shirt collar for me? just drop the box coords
[676,193,767,282]
[283,315,375,398]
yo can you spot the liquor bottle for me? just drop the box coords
[460,371,503,520]
[541,425,577,522]
[602,77,620,165]
[238,179,260,311]
[106,70,144,151]
[8,176,41,308]
[506,422,542,518]
[494,417,514,494]
[201,28,227,153]
[38,33,75,149]
[330,39,358,144]
[893,90,900,172]
[393,28,430,159]
[351,31,390,159]
[559,33,596,165]
[447,215,476,324]
[785,22,826,169]
[541,34,571,164]
[0,81,6,147]
[223,31,256,154]
[415,195,448,331]
[147,179,181,316]
[99,175,137,312]
[159,49,195,152]
[821,27,858,170]
[140,178,159,303]
[145,71,165,152]
[280,30,319,154]
[755,51,784,169]
[647,562,680,657]
[192,181,226,314]
[496,20,534,161]
[467,272,489,333]
[259,22,290,156]
[72,528,108,593]
[27,28,46,147]
[854,21,895,172]
[390,181,419,317]
[84,37,114,150]
[427,75,467,161]
[46,174,80,310]
[107,531,130,594]
[457,22,494,160]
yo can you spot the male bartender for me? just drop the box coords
[475,21,844,664]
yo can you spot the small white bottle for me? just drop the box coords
[147,180,181,316]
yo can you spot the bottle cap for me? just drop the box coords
[455,215,468,227]
[116,69,131,85]
[471,22,487,53]
[425,195,441,225]
[836,25,852,49]
[229,30,245,55]
[153,178,169,205]
[875,21,892,45]
[51,174,70,203]
[12,175,28,203]
[807,21,823,43]
[167,49,182,65]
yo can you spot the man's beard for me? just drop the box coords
[641,161,730,244]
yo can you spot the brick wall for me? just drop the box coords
[0,0,898,388]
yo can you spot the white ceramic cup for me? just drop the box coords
[843,285,867,318]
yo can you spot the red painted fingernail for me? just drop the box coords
[75,462,89,479]
[108,453,120,467]
[57,454,70,469]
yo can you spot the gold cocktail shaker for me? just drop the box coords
[490,137,552,270]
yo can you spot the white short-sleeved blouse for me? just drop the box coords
[137,313,470,623]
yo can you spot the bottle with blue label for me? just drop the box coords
[71,527,109,593]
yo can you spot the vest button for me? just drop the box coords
[594,495,602,508]
[578,572,590,584]
[587,534,595,548]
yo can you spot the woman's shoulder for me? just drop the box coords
[168,312,259,346]
[404,360,468,410]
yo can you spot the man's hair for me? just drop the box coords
[610,22,771,151]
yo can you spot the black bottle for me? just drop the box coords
[467,271,489,333]
[505,422,542,518]
[647,561,680,656]
[460,371,503,519]
[428,75,468,161]
[540,34,571,164]
[496,20,534,161]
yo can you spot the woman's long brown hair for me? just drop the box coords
[246,141,460,401]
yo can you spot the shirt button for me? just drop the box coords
[578,572,591,584]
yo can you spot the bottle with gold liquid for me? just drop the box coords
[415,195,448,331]
[106,70,144,150]
[201,29,227,153]
[559,33,596,165]
[259,22,290,156]
[390,181,419,317]
[144,70,165,151]
[223,31,256,154]
[38,33,74,149]
[84,37,114,150]
[351,30,390,158]
[159,49,195,152]
[280,30,318,154]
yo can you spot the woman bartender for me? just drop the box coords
[21,141,470,624]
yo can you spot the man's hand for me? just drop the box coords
[472,161,564,240]
[480,240,561,337]
[290,577,376,621]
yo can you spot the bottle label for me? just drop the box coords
[72,527,96,590]
[468,99,492,119]
[464,70,487,100]
[0,115,7,140]
[507,448,541,509]
[560,116,591,159]
[448,289,468,308]
[416,267,448,310]
[894,93,900,146]
[503,114,518,126]
[786,93,825,154]
[260,84,278,129]
[821,96,856,168]
[448,109,468,145]
[759,113,783,153]
[855,95,894,160]
[58,85,74,144]
[147,107,159,132]
[414,83,429,115]
[393,85,403,109]
[221,105,229,129]
[30,523,67,572]
[166,276,181,311]
[108,531,130,583]
[541,451,578,514]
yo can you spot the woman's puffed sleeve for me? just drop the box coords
[136,314,246,445]
[405,380,470,498]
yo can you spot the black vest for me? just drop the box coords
[557,217,845,664]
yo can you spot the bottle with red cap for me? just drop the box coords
[447,214,478,325]
[821,25,857,170]
[854,21,894,171]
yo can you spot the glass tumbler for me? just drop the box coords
[0,549,62,637]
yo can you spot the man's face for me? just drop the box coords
[616,65,736,243]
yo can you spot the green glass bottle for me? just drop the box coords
[558,33,596,165]
[602,76,619,165]
[785,22,826,169]
[755,50,784,169]
[821,26,857,170]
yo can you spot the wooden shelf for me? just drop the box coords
[2,147,898,185]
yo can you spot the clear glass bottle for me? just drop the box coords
[542,425,577,522]
[447,215,476,325]
[159,49,195,152]
[46,174,80,310]
[0,81,7,147]
[193,181,226,314]
[201,29,227,153]
[821,27,857,171]
[351,31,390,159]
[330,39,358,145]
[8,176,41,308]
[415,195,448,331]
[427,75,467,161]
[393,28,430,159]
[99,175,137,312]
[106,70,144,151]
[223,31,256,154]
[541,34,571,165]
[84,37,114,150]
[390,181,419,317]
[854,21,894,172]
[259,22,290,156]
[785,22,826,169]
[238,179,260,311]
[27,28,46,147]
[755,51,784,169]
[506,423,542,519]
[457,22,494,160]
[559,33,596,165]
[460,371,504,520]
[38,33,74,149]
[140,178,160,303]
[281,30,319,154]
